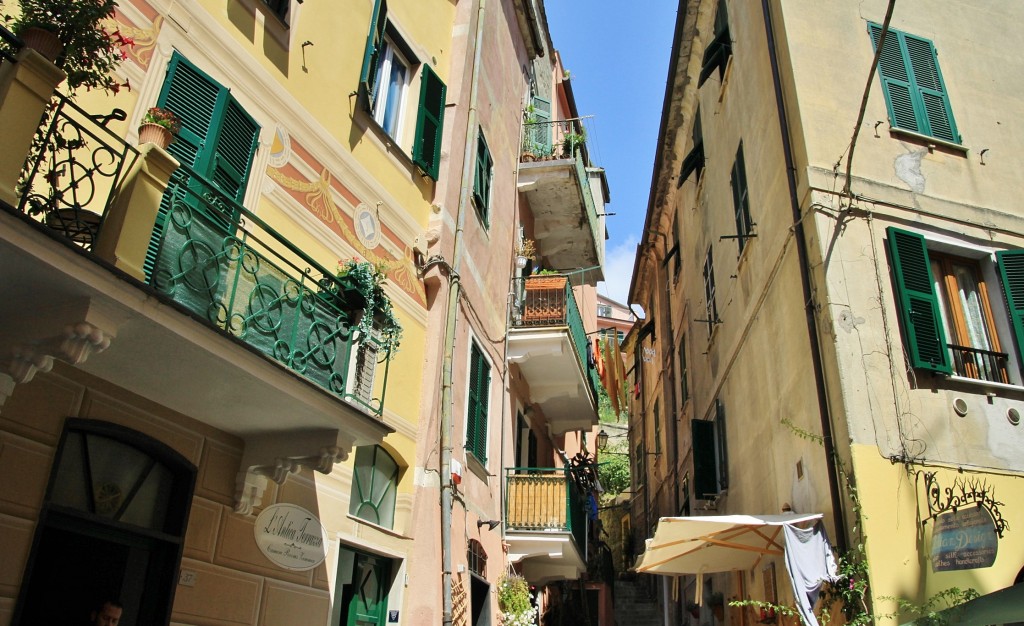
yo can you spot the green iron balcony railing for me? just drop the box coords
[145,164,392,416]
[511,274,600,405]
[505,466,587,557]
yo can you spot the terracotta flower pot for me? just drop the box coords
[138,123,173,149]
[19,26,63,62]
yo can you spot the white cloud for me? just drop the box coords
[598,234,638,306]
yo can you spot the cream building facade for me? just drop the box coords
[630,0,1024,623]
[0,0,608,625]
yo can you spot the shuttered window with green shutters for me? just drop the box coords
[997,251,1024,371]
[869,24,959,143]
[731,141,753,253]
[466,342,491,463]
[885,227,952,373]
[359,0,447,181]
[699,0,731,87]
[472,129,493,226]
[143,53,260,280]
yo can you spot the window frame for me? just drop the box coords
[473,129,493,226]
[691,400,728,499]
[703,245,719,334]
[868,23,960,144]
[699,0,731,87]
[349,445,400,529]
[260,0,289,21]
[886,226,1024,386]
[466,340,492,464]
[731,141,754,254]
[370,36,412,141]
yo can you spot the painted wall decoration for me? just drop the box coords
[267,145,425,306]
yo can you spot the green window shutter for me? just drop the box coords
[412,64,446,180]
[359,0,387,108]
[731,142,751,252]
[869,24,959,143]
[208,98,260,205]
[698,0,730,87]
[715,400,728,491]
[885,226,951,373]
[691,419,717,498]
[530,95,552,154]
[473,131,492,225]
[467,343,490,462]
[997,250,1024,372]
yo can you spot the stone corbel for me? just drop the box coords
[234,430,355,515]
[0,299,125,411]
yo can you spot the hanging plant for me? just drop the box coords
[497,575,537,626]
[332,258,403,358]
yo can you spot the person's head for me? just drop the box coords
[90,599,123,626]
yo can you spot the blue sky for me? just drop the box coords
[545,0,680,306]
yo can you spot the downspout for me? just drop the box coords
[441,0,486,624]
[760,0,848,553]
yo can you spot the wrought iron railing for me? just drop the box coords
[505,466,587,556]
[521,117,586,161]
[15,93,139,250]
[948,344,1009,384]
[146,164,391,416]
[512,275,600,404]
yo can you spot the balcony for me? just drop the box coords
[505,467,587,584]
[507,275,599,435]
[517,118,604,284]
[948,344,1009,384]
[0,57,393,512]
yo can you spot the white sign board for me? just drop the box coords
[254,504,329,571]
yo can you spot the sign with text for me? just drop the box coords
[254,504,329,571]
[930,507,998,572]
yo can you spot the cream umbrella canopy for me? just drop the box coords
[634,513,823,574]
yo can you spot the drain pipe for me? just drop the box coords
[441,0,486,624]
[760,0,848,554]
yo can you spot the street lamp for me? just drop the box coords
[597,429,609,451]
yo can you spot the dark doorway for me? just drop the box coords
[470,573,491,626]
[13,419,196,626]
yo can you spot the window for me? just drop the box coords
[360,0,447,179]
[260,0,288,20]
[886,227,1024,384]
[466,341,491,463]
[868,24,959,143]
[699,0,731,87]
[597,304,613,317]
[692,399,728,499]
[653,399,662,455]
[679,107,704,185]
[669,213,682,277]
[349,445,399,528]
[467,539,487,577]
[703,245,719,334]
[145,52,261,279]
[679,334,689,403]
[473,130,493,225]
[731,141,754,253]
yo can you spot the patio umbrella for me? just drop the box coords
[634,513,823,574]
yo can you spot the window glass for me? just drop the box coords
[373,40,410,139]
[349,446,399,528]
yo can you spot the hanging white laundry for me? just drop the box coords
[782,520,839,626]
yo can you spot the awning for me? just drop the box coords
[900,582,1024,626]
[634,513,823,574]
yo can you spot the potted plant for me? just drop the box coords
[138,106,180,149]
[328,259,403,357]
[4,0,134,96]
[516,237,536,269]
[497,574,537,626]
[562,130,586,158]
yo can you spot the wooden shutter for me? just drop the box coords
[692,419,717,498]
[209,98,260,206]
[731,142,751,252]
[467,343,490,462]
[412,64,446,180]
[715,400,728,491]
[359,0,387,109]
[997,250,1024,372]
[885,227,951,373]
[473,131,492,224]
[530,95,552,154]
[698,0,730,87]
[869,24,959,143]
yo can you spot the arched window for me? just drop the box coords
[14,419,196,626]
[467,539,487,578]
[349,445,399,529]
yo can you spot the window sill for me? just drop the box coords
[465,452,491,482]
[889,127,967,155]
[943,374,1024,394]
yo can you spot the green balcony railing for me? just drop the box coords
[145,164,391,416]
[512,275,599,405]
[505,467,587,557]
[572,149,603,268]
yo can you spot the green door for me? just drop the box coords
[345,553,391,626]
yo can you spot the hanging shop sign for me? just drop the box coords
[254,503,329,571]
[921,472,1006,572]
[930,506,998,572]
